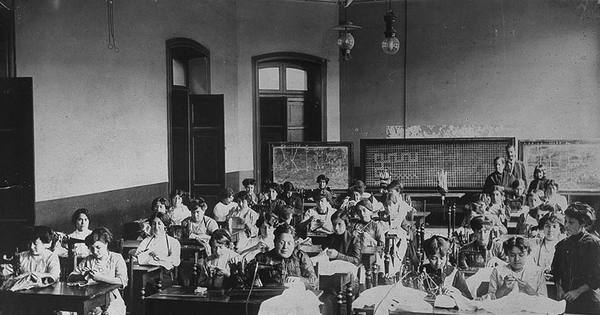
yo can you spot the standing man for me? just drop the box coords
[505,144,527,187]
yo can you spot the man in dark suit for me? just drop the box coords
[505,144,527,187]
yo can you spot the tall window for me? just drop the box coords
[254,54,326,186]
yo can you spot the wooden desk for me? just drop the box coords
[129,264,163,315]
[361,246,381,289]
[144,286,283,315]
[0,281,120,315]
[320,272,354,315]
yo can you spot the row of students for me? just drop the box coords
[0,226,128,314]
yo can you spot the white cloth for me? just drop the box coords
[480,291,566,315]
[258,285,321,315]
[168,204,191,225]
[212,201,238,223]
[353,283,432,315]
[135,235,181,269]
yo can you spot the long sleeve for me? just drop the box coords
[335,238,361,266]
[488,267,500,299]
[113,253,128,288]
[452,270,473,299]
[45,252,61,282]
[298,250,318,290]
[167,236,181,268]
[583,236,600,290]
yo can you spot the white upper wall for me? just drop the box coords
[15,0,340,201]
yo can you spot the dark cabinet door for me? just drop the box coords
[0,78,34,253]
[189,94,224,208]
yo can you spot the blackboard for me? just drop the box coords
[361,138,515,190]
[519,140,600,192]
[270,142,353,190]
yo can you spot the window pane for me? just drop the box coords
[172,59,186,86]
[259,67,280,90]
[286,68,307,91]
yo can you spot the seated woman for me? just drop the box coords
[135,212,181,271]
[552,202,600,314]
[181,198,219,245]
[544,179,568,213]
[487,187,510,228]
[302,190,335,235]
[531,212,565,274]
[236,212,276,261]
[458,216,505,269]
[350,199,386,249]
[279,181,303,214]
[527,164,547,195]
[168,189,190,225]
[488,236,547,299]
[68,227,128,315]
[228,191,259,246]
[212,187,238,229]
[1,226,60,283]
[248,224,317,290]
[201,229,243,289]
[260,182,287,217]
[242,178,259,208]
[422,235,472,299]
[152,197,170,214]
[324,210,360,265]
[517,189,546,235]
[67,208,93,257]
[310,174,333,203]
[339,185,363,212]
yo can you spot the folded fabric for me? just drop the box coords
[0,273,55,291]
[479,291,566,315]
[353,283,432,315]
[258,285,322,315]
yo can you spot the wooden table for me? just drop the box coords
[320,272,354,315]
[129,264,163,315]
[0,281,120,315]
[144,286,285,315]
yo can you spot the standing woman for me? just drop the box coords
[68,227,128,315]
[552,202,600,314]
[544,179,567,213]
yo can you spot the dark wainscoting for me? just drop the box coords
[35,182,168,238]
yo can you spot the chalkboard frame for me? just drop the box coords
[360,137,516,191]
[518,139,600,193]
[269,141,353,190]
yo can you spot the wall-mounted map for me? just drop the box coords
[519,140,600,192]
[270,142,352,190]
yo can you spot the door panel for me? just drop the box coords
[0,78,34,254]
[259,97,287,185]
[189,94,224,209]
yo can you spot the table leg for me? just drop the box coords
[365,267,372,289]
[337,290,344,315]
[346,283,353,315]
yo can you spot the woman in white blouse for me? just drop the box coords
[488,236,547,299]
[68,227,127,315]
[135,212,181,271]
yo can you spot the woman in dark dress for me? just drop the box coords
[551,202,600,314]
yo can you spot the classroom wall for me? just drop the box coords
[341,0,600,165]
[15,0,339,234]
[235,0,340,177]
[16,0,238,231]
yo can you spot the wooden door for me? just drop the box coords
[189,94,224,208]
[0,78,34,254]
[259,96,287,185]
